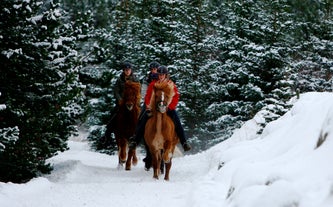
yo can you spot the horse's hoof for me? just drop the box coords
[125,166,131,171]
[117,163,124,170]
[132,159,138,166]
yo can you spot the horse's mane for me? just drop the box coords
[123,81,141,106]
[149,81,175,112]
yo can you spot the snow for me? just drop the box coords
[0,104,6,110]
[1,92,333,207]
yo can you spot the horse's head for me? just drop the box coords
[122,81,141,111]
[153,81,174,113]
[155,90,168,113]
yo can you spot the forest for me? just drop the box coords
[0,0,332,183]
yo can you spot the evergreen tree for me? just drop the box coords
[57,0,332,154]
[84,0,180,153]
[59,0,121,154]
[199,0,295,147]
[164,0,223,150]
[0,0,84,183]
[0,93,19,154]
[287,0,333,92]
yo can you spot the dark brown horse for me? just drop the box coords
[113,81,141,170]
[144,81,179,180]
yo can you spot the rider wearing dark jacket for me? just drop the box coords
[103,62,139,140]
[114,62,139,104]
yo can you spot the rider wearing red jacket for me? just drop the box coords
[129,65,191,169]
[144,75,179,112]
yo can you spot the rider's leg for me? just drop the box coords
[143,142,152,171]
[167,110,191,151]
[128,107,149,149]
[104,106,119,139]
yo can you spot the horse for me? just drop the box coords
[144,81,179,180]
[112,81,141,170]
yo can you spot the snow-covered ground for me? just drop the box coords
[1,92,333,207]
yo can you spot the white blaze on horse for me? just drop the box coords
[144,81,179,180]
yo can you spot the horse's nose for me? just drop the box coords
[158,103,167,113]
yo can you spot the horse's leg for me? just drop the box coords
[125,147,135,170]
[164,159,172,181]
[117,150,124,169]
[117,138,127,169]
[160,150,165,174]
[116,139,123,169]
[152,150,161,179]
[119,147,127,163]
[160,160,164,174]
[132,147,138,166]
[118,151,126,170]
[163,142,173,163]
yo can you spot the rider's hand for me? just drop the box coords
[146,108,153,117]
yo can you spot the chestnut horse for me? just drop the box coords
[144,81,179,180]
[113,81,141,170]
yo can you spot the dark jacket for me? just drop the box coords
[141,72,158,99]
[146,72,158,84]
[114,72,139,103]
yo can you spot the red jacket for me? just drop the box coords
[145,79,179,111]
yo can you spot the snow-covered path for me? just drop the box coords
[1,138,213,207]
[1,92,333,207]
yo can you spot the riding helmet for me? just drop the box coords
[157,65,168,74]
[149,61,160,69]
[123,61,132,70]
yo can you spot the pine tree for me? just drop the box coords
[0,93,19,154]
[0,0,84,183]
[55,0,332,154]
[168,0,225,150]
[198,0,296,145]
[59,0,121,154]
[84,0,178,153]
[287,0,333,92]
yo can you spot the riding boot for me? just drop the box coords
[143,143,152,171]
[129,109,150,150]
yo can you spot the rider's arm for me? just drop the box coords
[168,81,179,110]
[144,81,155,109]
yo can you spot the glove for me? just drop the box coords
[146,109,153,117]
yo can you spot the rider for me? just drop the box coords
[139,61,160,119]
[129,65,191,155]
[103,61,139,140]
